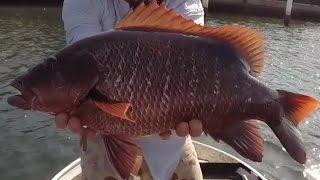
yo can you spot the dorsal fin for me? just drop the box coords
[115,0,265,76]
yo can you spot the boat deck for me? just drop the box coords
[52,141,266,180]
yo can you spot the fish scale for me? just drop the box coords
[74,30,249,137]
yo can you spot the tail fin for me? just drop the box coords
[277,90,319,126]
[270,118,306,163]
[269,90,319,164]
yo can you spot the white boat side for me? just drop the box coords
[52,140,267,180]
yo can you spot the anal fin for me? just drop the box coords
[102,135,142,179]
[209,120,264,162]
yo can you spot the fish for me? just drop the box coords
[7,0,319,179]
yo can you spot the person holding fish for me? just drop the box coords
[56,0,205,179]
[7,0,319,180]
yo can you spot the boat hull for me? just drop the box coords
[52,141,266,180]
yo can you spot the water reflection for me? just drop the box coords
[0,6,78,180]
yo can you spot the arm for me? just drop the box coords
[62,0,204,44]
[62,0,103,45]
[165,0,205,25]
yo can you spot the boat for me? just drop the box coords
[52,141,267,180]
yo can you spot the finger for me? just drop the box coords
[55,113,69,129]
[67,116,82,134]
[159,130,171,140]
[189,119,203,137]
[176,122,189,137]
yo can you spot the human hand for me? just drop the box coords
[159,119,204,140]
[55,113,203,139]
[55,113,97,138]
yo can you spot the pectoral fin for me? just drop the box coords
[102,135,142,179]
[88,89,134,122]
[209,120,264,162]
[94,101,134,122]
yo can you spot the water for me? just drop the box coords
[0,6,319,180]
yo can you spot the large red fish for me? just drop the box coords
[7,1,319,178]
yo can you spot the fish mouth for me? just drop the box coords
[7,95,30,110]
[7,79,33,110]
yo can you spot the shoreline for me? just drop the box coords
[0,1,63,6]
[205,0,320,23]
[1,0,320,23]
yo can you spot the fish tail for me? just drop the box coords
[269,90,319,164]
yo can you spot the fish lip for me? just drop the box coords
[7,78,33,110]
[7,95,31,110]
[9,78,22,92]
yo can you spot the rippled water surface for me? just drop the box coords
[0,6,319,180]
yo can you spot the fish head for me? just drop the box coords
[7,52,99,114]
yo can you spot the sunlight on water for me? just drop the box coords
[305,164,320,180]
